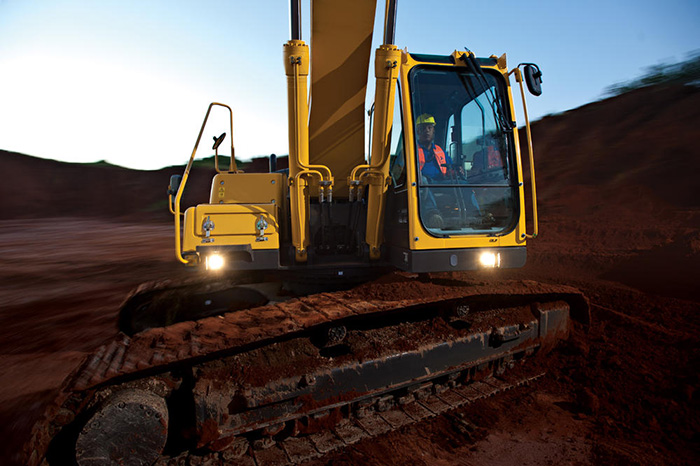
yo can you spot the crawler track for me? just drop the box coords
[24,278,588,466]
[156,372,546,466]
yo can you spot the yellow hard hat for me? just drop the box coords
[416,113,435,125]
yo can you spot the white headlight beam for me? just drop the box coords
[206,253,225,271]
[479,251,501,268]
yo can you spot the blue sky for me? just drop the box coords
[0,0,698,170]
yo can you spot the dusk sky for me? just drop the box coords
[1,0,698,170]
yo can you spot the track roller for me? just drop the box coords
[75,389,169,466]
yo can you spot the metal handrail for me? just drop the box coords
[509,67,538,239]
[172,102,236,264]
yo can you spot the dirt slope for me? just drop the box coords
[533,83,700,209]
[0,83,698,465]
[0,151,217,221]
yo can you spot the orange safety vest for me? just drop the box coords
[486,146,503,169]
[418,145,447,175]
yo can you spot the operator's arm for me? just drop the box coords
[443,151,465,179]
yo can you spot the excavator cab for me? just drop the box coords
[382,51,539,272]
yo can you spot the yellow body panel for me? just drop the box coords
[398,51,528,251]
[176,172,285,255]
[209,173,286,205]
[183,204,280,252]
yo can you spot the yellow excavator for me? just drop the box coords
[170,1,540,278]
[24,2,588,465]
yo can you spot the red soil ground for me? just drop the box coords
[0,83,698,465]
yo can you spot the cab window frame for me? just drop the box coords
[407,63,520,238]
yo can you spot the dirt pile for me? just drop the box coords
[530,83,700,215]
[522,82,700,304]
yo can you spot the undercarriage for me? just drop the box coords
[24,275,588,466]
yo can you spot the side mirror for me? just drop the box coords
[524,64,543,96]
[168,174,182,196]
[212,133,226,151]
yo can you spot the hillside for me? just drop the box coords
[533,83,700,214]
[0,152,285,221]
[0,151,181,221]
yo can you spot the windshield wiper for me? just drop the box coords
[460,49,514,133]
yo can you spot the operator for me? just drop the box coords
[416,113,449,182]
[416,113,464,182]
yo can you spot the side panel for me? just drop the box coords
[209,173,285,205]
[183,204,280,251]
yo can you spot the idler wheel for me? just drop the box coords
[76,389,169,466]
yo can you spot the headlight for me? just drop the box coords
[206,253,225,271]
[479,251,501,268]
